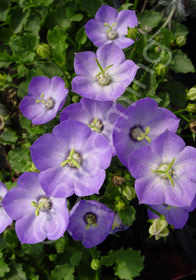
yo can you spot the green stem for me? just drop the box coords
[145,205,162,218]
[133,0,139,10]
[149,5,176,41]
[173,108,187,114]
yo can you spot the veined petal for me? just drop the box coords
[74,51,99,76]
[28,76,51,98]
[30,133,65,170]
[135,176,165,205]
[96,43,125,68]
[95,5,118,25]
[116,10,138,34]
[15,212,46,244]
[85,19,107,47]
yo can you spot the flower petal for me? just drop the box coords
[116,10,138,34]
[95,5,118,25]
[85,19,108,47]
[74,51,99,76]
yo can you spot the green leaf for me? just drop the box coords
[9,6,30,33]
[34,61,63,78]
[77,0,103,16]
[75,27,87,48]
[138,10,163,29]
[24,11,43,36]
[24,0,54,7]
[9,33,38,63]
[101,248,144,280]
[7,147,32,173]
[52,264,74,280]
[70,13,84,22]
[5,263,27,280]
[45,3,71,30]
[138,69,158,97]
[47,26,67,48]
[0,51,12,68]
[19,115,32,130]
[119,205,136,227]
[0,260,10,277]
[0,128,18,144]
[170,50,195,73]
[0,27,12,44]
[0,0,10,21]
[4,181,17,191]
[166,81,187,109]
[171,21,189,38]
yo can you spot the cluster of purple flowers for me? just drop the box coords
[1,4,196,249]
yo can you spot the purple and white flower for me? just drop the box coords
[30,120,112,198]
[67,200,115,248]
[60,97,126,155]
[20,76,69,125]
[85,4,138,49]
[129,130,196,207]
[148,195,196,229]
[2,172,69,244]
[113,97,180,168]
[0,182,12,233]
[72,43,139,101]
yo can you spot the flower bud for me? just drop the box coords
[149,217,169,240]
[186,103,196,113]
[0,73,7,87]
[91,259,100,270]
[187,86,196,101]
[175,35,186,47]
[36,44,50,59]
[127,27,138,40]
[154,46,161,53]
[122,185,136,201]
[190,120,196,134]
[155,63,167,76]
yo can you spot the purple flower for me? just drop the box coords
[20,76,69,125]
[85,5,138,49]
[113,97,180,168]
[60,97,126,155]
[0,182,12,233]
[71,43,139,101]
[148,196,196,229]
[2,172,69,244]
[30,120,112,198]
[129,130,196,207]
[67,200,115,248]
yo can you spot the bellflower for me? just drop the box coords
[0,182,12,233]
[2,172,69,244]
[30,120,112,198]
[129,130,196,207]
[67,200,115,248]
[71,43,139,101]
[113,97,180,168]
[148,195,196,229]
[20,76,69,125]
[60,97,126,155]
[85,4,138,49]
